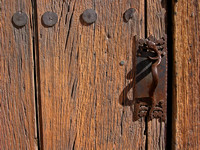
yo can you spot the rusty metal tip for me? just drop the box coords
[120,61,125,66]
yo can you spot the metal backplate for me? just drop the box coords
[133,35,167,122]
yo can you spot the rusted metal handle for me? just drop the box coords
[146,40,162,99]
[136,35,167,121]
[137,36,166,99]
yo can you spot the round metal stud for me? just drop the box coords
[82,9,97,24]
[123,8,136,22]
[12,12,28,28]
[120,61,125,66]
[42,11,58,27]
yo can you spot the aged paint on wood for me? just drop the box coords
[173,0,200,149]
[0,0,37,149]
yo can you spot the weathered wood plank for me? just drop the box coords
[147,0,167,149]
[36,0,146,149]
[173,0,200,149]
[0,1,37,149]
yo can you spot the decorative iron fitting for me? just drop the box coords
[134,35,167,122]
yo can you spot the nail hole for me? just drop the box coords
[107,33,111,39]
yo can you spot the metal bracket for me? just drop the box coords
[134,35,167,121]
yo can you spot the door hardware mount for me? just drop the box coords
[134,35,167,122]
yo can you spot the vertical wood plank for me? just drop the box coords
[0,1,37,149]
[36,0,146,149]
[147,0,167,149]
[173,0,200,149]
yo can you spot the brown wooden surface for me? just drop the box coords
[172,0,200,149]
[147,0,167,149]
[0,0,37,149]
[36,0,148,149]
[0,0,171,149]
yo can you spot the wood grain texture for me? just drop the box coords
[173,0,200,149]
[0,1,37,149]
[147,0,167,149]
[36,0,147,149]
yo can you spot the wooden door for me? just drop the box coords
[172,0,200,149]
[36,1,147,149]
[35,0,167,149]
[1,0,199,150]
[0,1,37,149]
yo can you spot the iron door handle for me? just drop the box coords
[135,35,167,121]
[137,36,166,99]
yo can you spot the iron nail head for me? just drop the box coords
[42,11,58,27]
[12,12,28,28]
[120,61,125,66]
[82,9,97,24]
[123,8,136,22]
